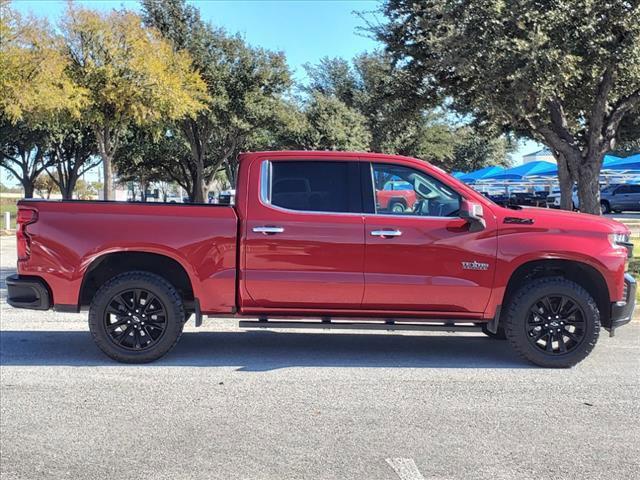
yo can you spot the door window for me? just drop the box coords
[369,163,461,217]
[264,161,360,213]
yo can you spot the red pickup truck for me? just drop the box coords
[7,151,636,367]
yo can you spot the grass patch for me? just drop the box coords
[628,238,640,304]
[0,197,18,229]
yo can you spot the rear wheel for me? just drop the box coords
[503,277,600,368]
[89,271,185,363]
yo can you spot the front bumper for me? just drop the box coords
[6,274,51,310]
[608,273,636,335]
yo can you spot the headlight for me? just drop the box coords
[610,233,630,245]
[610,232,633,258]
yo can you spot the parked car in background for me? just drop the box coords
[600,184,640,214]
[508,192,546,207]
[375,180,417,213]
[545,188,579,210]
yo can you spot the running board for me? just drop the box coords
[239,320,483,333]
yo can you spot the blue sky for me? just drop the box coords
[3,0,539,185]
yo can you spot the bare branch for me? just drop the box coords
[587,67,615,156]
[603,89,640,150]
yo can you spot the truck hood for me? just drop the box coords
[496,206,629,235]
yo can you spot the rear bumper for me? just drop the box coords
[6,274,51,310]
[608,273,636,334]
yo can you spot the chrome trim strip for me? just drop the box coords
[253,226,285,234]
[371,229,403,237]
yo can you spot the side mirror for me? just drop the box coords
[460,200,486,232]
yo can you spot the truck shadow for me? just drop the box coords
[0,330,535,370]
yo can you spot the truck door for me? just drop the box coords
[242,158,365,309]
[362,161,497,314]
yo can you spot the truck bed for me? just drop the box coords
[17,200,239,313]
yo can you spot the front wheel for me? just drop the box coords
[503,277,600,368]
[89,271,185,363]
[390,201,406,213]
[600,201,611,214]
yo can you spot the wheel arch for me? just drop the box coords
[388,197,408,207]
[79,251,196,309]
[501,259,610,327]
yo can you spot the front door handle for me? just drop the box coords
[370,229,402,238]
[253,226,285,235]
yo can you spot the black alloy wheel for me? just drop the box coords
[89,271,185,363]
[103,288,168,351]
[526,294,585,355]
[503,277,600,368]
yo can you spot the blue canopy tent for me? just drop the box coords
[458,165,505,182]
[530,155,628,178]
[602,153,640,172]
[480,161,557,181]
[452,171,465,179]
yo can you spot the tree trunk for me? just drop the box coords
[22,181,34,199]
[556,153,575,210]
[193,167,205,203]
[103,154,114,201]
[61,177,77,200]
[577,156,603,215]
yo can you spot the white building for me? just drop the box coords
[522,147,556,164]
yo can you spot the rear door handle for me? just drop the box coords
[370,229,402,237]
[253,226,284,235]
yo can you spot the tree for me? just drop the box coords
[61,4,208,200]
[113,126,168,201]
[376,0,640,214]
[296,92,371,151]
[613,109,640,156]
[449,128,515,173]
[142,0,292,202]
[0,1,86,197]
[45,122,99,199]
[0,121,51,198]
[114,124,202,201]
[33,172,58,199]
[304,53,441,156]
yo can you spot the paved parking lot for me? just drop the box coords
[1,235,639,480]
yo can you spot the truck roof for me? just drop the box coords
[238,150,423,163]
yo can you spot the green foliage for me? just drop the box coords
[61,2,208,199]
[33,172,59,199]
[0,119,52,197]
[142,0,292,201]
[0,1,87,124]
[376,0,640,213]
[289,92,371,151]
[303,52,513,170]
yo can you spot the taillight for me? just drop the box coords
[16,208,37,261]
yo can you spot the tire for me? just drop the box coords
[503,277,600,368]
[89,271,185,363]
[481,323,507,340]
[600,201,611,214]
[390,201,406,213]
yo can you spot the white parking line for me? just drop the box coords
[386,458,426,480]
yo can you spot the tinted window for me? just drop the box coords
[616,185,631,194]
[269,161,354,213]
[630,185,640,194]
[370,163,461,217]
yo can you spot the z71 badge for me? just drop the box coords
[462,261,490,271]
